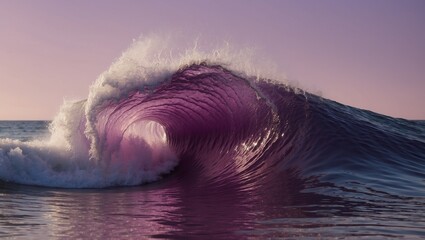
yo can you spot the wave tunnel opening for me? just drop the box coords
[93,63,281,184]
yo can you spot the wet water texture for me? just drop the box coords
[1,64,425,239]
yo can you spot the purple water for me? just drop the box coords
[1,62,424,238]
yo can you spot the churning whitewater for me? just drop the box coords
[0,37,424,198]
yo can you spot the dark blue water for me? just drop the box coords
[1,64,425,239]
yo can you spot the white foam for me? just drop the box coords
[0,35,287,188]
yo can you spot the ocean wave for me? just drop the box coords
[0,37,424,196]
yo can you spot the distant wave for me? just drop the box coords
[0,37,424,197]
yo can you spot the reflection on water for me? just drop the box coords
[1,170,424,239]
[1,120,425,239]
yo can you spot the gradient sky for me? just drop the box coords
[1,0,424,120]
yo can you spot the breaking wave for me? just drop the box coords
[0,36,424,197]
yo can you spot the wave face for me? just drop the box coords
[0,38,424,196]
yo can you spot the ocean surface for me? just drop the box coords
[1,39,425,239]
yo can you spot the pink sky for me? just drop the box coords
[1,0,424,120]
